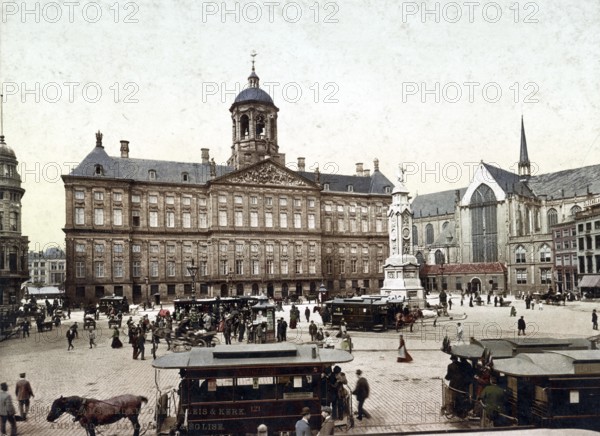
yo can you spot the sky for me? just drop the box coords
[1,0,599,250]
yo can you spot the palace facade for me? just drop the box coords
[63,65,394,304]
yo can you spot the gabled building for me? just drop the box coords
[413,118,600,296]
[62,64,394,305]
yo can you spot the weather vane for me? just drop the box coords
[251,50,257,70]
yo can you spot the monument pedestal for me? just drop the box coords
[380,254,425,307]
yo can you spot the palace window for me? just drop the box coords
[94,208,104,225]
[515,246,526,263]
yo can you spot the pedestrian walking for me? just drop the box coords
[469,295,473,307]
[448,298,453,311]
[21,318,30,338]
[539,301,543,310]
[518,316,526,336]
[295,407,312,436]
[135,331,146,360]
[456,322,465,344]
[317,406,335,435]
[510,306,517,317]
[592,309,598,330]
[305,306,311,323]
[352,369,370,421]
[309,320,317,341]
[111,327,123,348]
[67,307,71,319]
[15,373,34,420]
[0,382,17,436]
[531,300,535,310]
[88,329,97,348]
[66,327,76,350]
[397,334,413,363]
[460,293,464,306]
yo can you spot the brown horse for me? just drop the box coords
[47,394,148,436]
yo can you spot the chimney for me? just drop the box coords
[201,148,210,164]
[298,157,306,172]
[373,158,379,172]
[355,163,364,176]
[120,140,129,158]
[364,169,371,177]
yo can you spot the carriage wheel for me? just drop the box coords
[196,339,208,347]
[210,336,221,347]
[441,404,455,420]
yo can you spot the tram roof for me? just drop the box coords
[448,337,596,360]
[494,350,600,376]
[152,343,354,369]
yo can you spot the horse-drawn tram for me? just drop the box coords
[152,343,353,435]
[327,296,405,331]
[443,337,600,430]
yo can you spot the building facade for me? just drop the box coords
[576,199,600,297]
[411,119,600,296]
[0,133,29,304]
[28,248,66,287]
[63,66,393,305]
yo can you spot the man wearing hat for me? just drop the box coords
[0,382,17,436]
[15,373,34,420]
[295,407,311,436]
[317,406,334,435]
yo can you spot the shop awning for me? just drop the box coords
[579,275,600,288]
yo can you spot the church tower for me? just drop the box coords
[518,116,531,182]
[380,165,425,304]
[228,54,284,170]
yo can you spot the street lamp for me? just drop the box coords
[187,259,199,300]
[440,260,445,291]
[319,282,327,311]
[145,276,149,306]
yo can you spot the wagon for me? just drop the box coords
[83,315,96,330]
[108,316,122,328]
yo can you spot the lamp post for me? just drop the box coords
[440,260,445,292]
[187,259,199,300]
[145,276,149,306]
[319,282,327,311]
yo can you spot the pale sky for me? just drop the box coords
[1,0,599,249]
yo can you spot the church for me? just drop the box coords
[62,63,394,305]
[410,119,600,297]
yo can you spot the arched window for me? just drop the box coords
[570,205,582,216]
[415,251,424,266]
[470,184,498,262]
[442,221,449,230]
[181,172,189,182]
[524,206,531,235]
[412,225,418,245]
[539,244,551,263]
[547,208,558,227]
[434,249,445,265]
[240,114,249,138]
[148,170,156,180]
[94,164,103,176]
[515,245,526,263]
[256,115,265,137]
[425,223,434,245]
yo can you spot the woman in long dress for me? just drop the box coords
[111,326,123,348]
[397,334,413,362]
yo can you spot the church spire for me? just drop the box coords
[518,116,531,181]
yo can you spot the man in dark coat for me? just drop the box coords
[135,331,146,360]
[305,306,311,323]
[593,309,598,330]
[352,369,370,420]
[308,321,318,341]
[517,316,526,336]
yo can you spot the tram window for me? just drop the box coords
[235,377,276,401]
[534,386,547,402]
[278,376,315,400]
[569,390,579,404]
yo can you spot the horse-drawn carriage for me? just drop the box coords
[108,314,122,328]
[83,315,96,330]
[170,329,220,352]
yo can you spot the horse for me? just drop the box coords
[47,394,148,436]
[395,309,423,332]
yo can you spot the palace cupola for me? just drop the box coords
[228,53,284,170]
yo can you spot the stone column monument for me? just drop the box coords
[380,164,425,306]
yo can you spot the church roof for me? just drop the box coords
[412,188,465,218]
[422,262,507,274]
[482,163,535,197]
[528,164,600,200]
